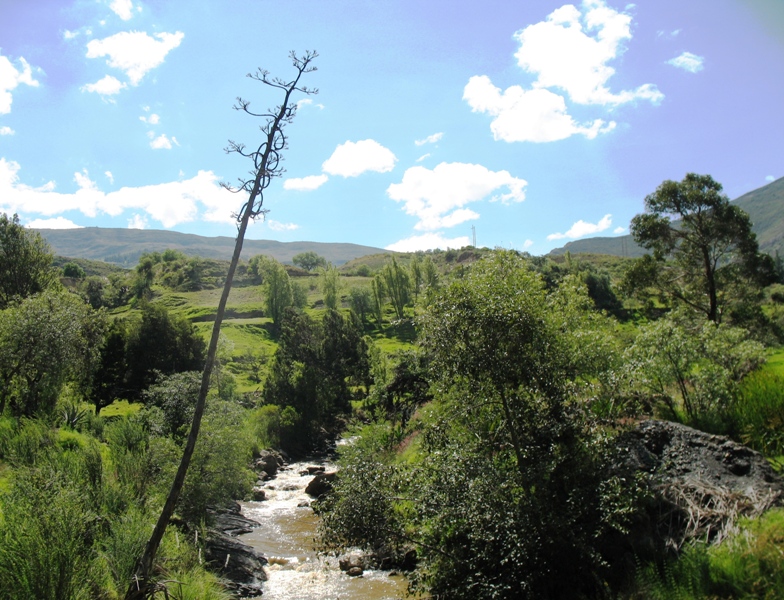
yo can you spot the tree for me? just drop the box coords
[124,302,206,398]
[292,250,327,272]
[371,274,386,325]
[126,51,318,598]
[263,259,294,330]
[383,256,411,320]
[630,173,772,323]
[320,263,340,310]
[0,213,58,309]
[0,290,106,416]
[62,261,85,279]
[349,286,372,323]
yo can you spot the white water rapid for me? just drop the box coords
[238,459,411,600]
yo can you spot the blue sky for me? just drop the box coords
[0,0,782,254]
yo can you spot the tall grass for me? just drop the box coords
[731,372,784,460]
[629,508,784,599]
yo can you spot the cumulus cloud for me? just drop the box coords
[0,54,39,114]
[0,126,14,136]
[127,213,147,229]
[81,74,127,96]
[514,0,663,105]
[766,175,775,182]
[26,217,83,229]
[109,0,135,20]
[613,226,626,234]
[149,134,177,149]
[139,113,160,125]
[283,174,328,191]
[267,220,299,231]
[387,162,526,231]
[105,171,114,184]
[322,139,397,177]
[86,30,184,86]
[0,158,238,228]
[465,0,662,143]
[667,52,704,73]
[385,232,471,252]
[522,239,534,249]
[464,75,615,142]
[415,132,443,146]
[547,213,612,240]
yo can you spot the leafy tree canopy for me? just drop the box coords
[0,213,58,309]
[292,250,327,272]
[630,173,774,323]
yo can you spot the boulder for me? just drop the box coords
[305,471,337,498]
[616,419,784,549]
[208,502,260,537]
[254,449,282,478]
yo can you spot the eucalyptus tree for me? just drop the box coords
[630,173,772,323]
[126,51,318,598]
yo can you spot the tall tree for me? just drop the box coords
[630,173,772,323]
[126,51,318,598]
[321,263,340,310]
[0,213,58,309]
[383,256,411,320]
[263,259,294,330]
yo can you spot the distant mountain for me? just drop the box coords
[549,176,784,258]
[36,227,388,267]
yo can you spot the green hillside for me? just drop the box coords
[550,176,784,258]
[36,227,388,267]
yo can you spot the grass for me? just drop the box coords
[762,346,784,378]
[100,400,143,418]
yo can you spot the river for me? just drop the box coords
[238,459,412,600]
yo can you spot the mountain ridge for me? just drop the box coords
[35,227,388,267]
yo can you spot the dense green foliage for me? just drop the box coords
[630,173,774,324]
[0,213,58,309]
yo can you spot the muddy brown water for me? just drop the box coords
[239,459,411,599]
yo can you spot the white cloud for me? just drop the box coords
[139,113,160,125]
[105,171,114,184]
[613,226,626,234]
[322,139,397,177]
[657,29,681,39]
[416,153,431,162]
[547,213,612,240]
[514,0,663,106]
[667,52,704,73]
[283,174,328,191]
[385,232,471,252]
[0,126,14,136]
[86,30,184,86]
[63,30,80,40]
[26,217,83,229]
[127,214,147,229]
[766,175,775,182]
[387,162,526,231]
[0,54,39,114]
[296,98,325,110]
[0,158,239,228]
[150,134,177,149]
[464,75,616,143]
[81,74,127,96]
[523,239,534,249]
[267,220,299,231]
[415,132,443,146]
[110,0,134,20]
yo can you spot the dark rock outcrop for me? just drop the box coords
[204,503,266,597]
[617,419,784,550]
